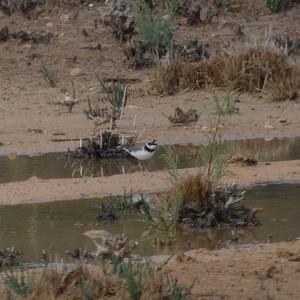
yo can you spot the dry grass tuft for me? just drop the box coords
[1,263,190,300]
[153,43,300,100]
[25,265,124,300]
[197,46,299,94]
[177,171,259,228]
[180,173,214,211]
[152,57,199,95]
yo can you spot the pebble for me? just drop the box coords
[46,22,53,28]
[264,122,274,130]
[60,14,71,23]
[22,44,32,49]
[70,67,82,76]
[278,118,287,124]
[83,229,112,239]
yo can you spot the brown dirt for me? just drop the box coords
[0,3,300,155]
[166,240,300,299]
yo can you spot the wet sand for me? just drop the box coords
[0,160,299,205]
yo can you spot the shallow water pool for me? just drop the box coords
[0,183,299,262]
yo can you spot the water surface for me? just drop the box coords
[1,136,300,184]
[0,184,299,262]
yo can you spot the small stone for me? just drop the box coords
[60,14,71,23]
[200,125,210,133]
[264,122,274,130]
[83,229,112,239]
[70,67,82,76]
[46,22,53,28]
[22,44,32,49]
[278,118,287,124]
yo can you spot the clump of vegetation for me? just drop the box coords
[180,175,258,227]
[153,42,300,100]
[2,267,36,298]
[0,247,21,268]
[143,193,182,237]
[84,96,112,125]
[140,92,259,239]
[153,56,198,95]
[223,0,233,11]
[213,80,239,115]
[96,75,128,120]
[0,0,102,14]
[266,0,282,12]
[42,66,57,88]
[1,253,193,299]
[67,130,135,159]
[134,0,178,56]
[0,0,41,15]
[51,82,79,113]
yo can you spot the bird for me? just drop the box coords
[122,140,158,160]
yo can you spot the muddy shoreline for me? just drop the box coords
[1,128,300,156]
[0,160,299,205]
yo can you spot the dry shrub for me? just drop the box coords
[229,0,295,15]
[153,57,199,95]
[153,44,300,100]
[178,172,259,227]
[27,265,124,300]
[180,172,214,211]
[46,0,103,7]
[229,0,272,15]
[269,67,300,101]
[198,46,299,94]
[2,264,184,300]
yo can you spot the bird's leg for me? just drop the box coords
[138,161,147,172]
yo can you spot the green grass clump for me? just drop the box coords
[42,66,57,88]
[96,75,128,119]
[134,0,178,55]
[2,268,36,298]
[266,0,282,12]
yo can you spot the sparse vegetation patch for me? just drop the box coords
[66,130,135,159]
[153,42,300,100]
[266,0,282,12]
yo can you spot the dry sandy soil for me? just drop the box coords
[165,240,300,300]
[0,1,300,299]
[0,2,299,155]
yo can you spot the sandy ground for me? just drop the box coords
[0,159,299,205]
[0,2,299,297]
[166,240,300,299]
[0,4,300,155]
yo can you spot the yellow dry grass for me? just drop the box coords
[153,44,300,101]
[180,172,214,210]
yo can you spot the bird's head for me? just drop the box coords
[145,139,158,152]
